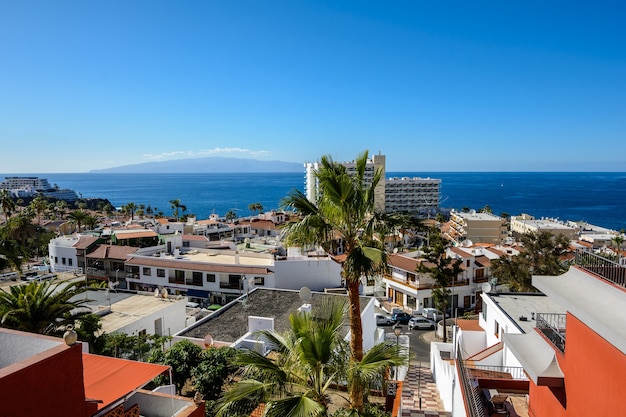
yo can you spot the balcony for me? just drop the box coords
[536,313,567,353]
[575,249,626,288]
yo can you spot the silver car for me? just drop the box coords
[408,316,436,330]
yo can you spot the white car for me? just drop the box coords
[375,313,394,326]
[408,317,436,330]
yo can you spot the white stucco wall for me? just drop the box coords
[48,236,80,273]
[272,257,342,291]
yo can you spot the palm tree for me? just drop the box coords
[612,234,624,263]
[169,199,187,221]
[248,202,264,216]
[68,209,89,233]
[418,230,463,343]
[125,202,138,220]
[29,196,49,226]
[280,151,407,411]
[0,189,16,223]
[0,280,91,334]
[216,298,405,417]
[225,210,238,222]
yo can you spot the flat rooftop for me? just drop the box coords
[487,292,565,334]
[179,288,372,344]
[98,294,183,334]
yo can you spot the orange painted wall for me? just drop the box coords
[0,343,89,417]
[529,314,626,417]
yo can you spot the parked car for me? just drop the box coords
[391,312,413,325]
[422,308,443,320]
[408,316,436,330]
[375,313,395,326]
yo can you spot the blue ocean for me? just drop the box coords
[7,172,626,232]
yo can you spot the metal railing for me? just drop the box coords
[536,313,567,353]
[462,364,528,381]
[457,359,486,417]
[575,249,625,288]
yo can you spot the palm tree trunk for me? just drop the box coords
[347,279,364,410]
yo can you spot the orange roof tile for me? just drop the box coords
[456,319,483,331]
[114,230,158,239]
[82,353,169,409]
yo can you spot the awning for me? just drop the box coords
[187,289,210,298]
[503,332,564,387]
[83,353,170,409]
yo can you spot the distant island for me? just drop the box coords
[89,157,303,173]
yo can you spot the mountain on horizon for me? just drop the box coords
[89,157,303,173]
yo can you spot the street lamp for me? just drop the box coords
[393,324,402,380]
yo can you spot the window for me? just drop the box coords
[157,269,165,277]
[206,274,216,283]
[143,267,151,276]
[54,256,58,264]
[254,276,265,286]
[68,259,73,266]
[62,257,67,265]
[169,269,185,284]
[494,321,500,338]
[190,271,203,286]
[183,241,190,247]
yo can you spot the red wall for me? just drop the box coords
[529,313,626,417]
[0,344,90,417]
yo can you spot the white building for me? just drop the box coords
[510,214,578,239]
[384,176,441,216]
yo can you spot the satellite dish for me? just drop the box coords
[204,334,214,348]
[482,283,492,293]
[154,288,160,298]
[299,287,312,302]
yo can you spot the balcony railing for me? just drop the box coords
[575,249,626,288]
[463,364,528,381]
[457,359,486,417]
[536,313,567,353]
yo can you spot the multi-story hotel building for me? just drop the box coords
[305,153,441,215]
[447,209,508,245]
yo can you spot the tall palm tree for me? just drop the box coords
[169,199,186,221]
[68,209,89,233]
[280,151,408,411]
[0,280,91,334]
[125,202,138,220]
[0,189,16,223]
[29,196,49,226]
[418,230,463,343]
[216,298,405,417]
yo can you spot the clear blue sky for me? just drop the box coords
[1,1,625,173]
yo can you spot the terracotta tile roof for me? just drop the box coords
[576,240,593,248]
[486,247,506,257]
[82,353,169,410]
[114,230,158,239]
[466,342,503,362]
[450,247,472,258]
[456,318,483,332]
[474,256,491,268]
[247,220,276,230]
[73,236,99,250]
[125,256,274,275]
[156,218,169,225]
[388,254,419,272]
[87,245,138,260]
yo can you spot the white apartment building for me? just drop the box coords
[383,244,513,315]
[305,154,441,215]
[305,153,386,212]
[447,209,508,245]
[385,176,441,216]
[122,233,342,306]
[510,214,578,239]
